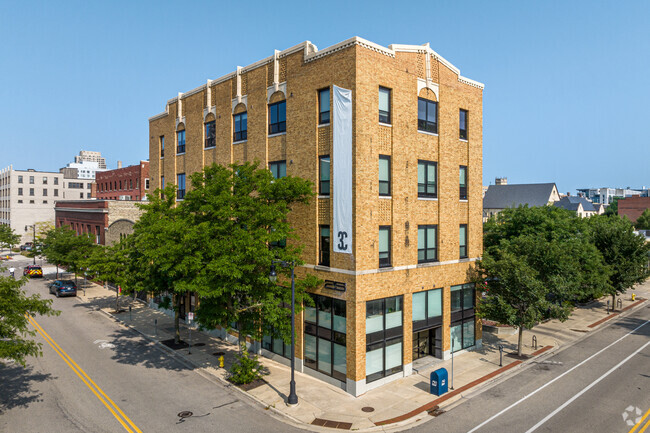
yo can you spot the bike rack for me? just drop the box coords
[532,335,538,350]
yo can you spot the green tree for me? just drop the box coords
[589,214,650,305]
[477,206,611,356]
[0,225,20,251]
[86,240,131,312]
[634,208,650,230]
[183,162,319,343]
[0,270,59,366]
[130,183,200,344]
[42,226,97,283]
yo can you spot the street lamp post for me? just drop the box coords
[25,224,36,265]
[269,260,298,406]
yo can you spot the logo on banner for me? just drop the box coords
[337,231,349,251]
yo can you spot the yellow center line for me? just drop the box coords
[629,407,650,433]
[27,314,142,433]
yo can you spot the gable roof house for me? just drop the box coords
[483,183,560,221]
[554,196,603,218]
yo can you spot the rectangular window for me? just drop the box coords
[80,192,83,199]
[160,135,165,157]
[268,161,286,179]
[459,109,468,139]
[42,189,47,196]
[18,188,22,196]
[177,130,186,154]
[233,112,247,141]
[413,288,443,331]
[378,226,391,268]
[319,155,330,195]
[177,173,186,200]
[160,176,164,198]
[54,189,58,197]
[319,88,330,124]
[53,177,58,185]
[42,176,48,184]
[417,160,437,198]
[365,295,403,383]
[29,188,34,196]
[205,121,216,148]
[18,175,23,183]
[319,225,330,267]
[418,98,438,133]
[459,165,468,200]
[417,225,438,263]
[95,226,101,244]
[459,224,468,258]
[145,179,149,189]
[268,101,286,135]
[378,155,391,196]
[29,176,34,184]
[378,87,391,124]
[304,294,346,381]
[451,283,475,352]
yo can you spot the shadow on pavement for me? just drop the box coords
[105,328,191,372]
[0,363,55,413]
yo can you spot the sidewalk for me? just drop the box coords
[69,274,649,432]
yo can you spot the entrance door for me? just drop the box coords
[412,326,442,360]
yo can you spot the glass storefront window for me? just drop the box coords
[412,292,426,322]
[305,304,317,323]
[463,320,475,349]
[451,324,462,352]
[318,337,332,374]
[318,296,332,329]
[305,334,317,368]
[385,297,402,330]
[333,343,346,377]
[366,296,404,383]
[333,299,346,333]
[451,285,462,311]
[385,338,403,374]
[427,289,442,318]
[366,299,384,334]
[304,294,346,382]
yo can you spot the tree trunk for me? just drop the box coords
[174,294,181,344]
[612,293,616,311]
[517,325,524,357]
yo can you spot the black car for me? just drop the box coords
[49,280,77,298]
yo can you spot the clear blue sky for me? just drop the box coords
[1,0,648,193]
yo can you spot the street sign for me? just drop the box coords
[188,312,194,323]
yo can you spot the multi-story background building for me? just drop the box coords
[148,36,483,396]
[93,161,150,201]
[0,165,97,243]
[62,150,108,179]
[577,186,649,204]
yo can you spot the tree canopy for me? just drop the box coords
[41,226,97,282]
[635,209,650,230]
[0,271,59,366]
[0,225,20,250]
[130,162,319,344]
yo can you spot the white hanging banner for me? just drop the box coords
[332,85,353,254]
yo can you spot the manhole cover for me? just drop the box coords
[361,407,375,412]
[213,351,225,356]
[178,411,193,418]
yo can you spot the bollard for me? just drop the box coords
[617,298,623,310]
[532,335,538,351]
[607,300,610,315]
[498,345,503,367]
[219,356,224,368]
[154,319,158,338]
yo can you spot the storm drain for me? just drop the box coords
[361,407,375,413]
[177,411,193,419]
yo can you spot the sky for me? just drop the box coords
[1,0,648,194]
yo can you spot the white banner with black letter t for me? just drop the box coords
[332,85,352,254]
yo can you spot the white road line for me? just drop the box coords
[525,340,650,432]
[468,319,650,433]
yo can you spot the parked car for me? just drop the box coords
[23,265,43,278]
[49,280,77,298]
[20,242,34,251]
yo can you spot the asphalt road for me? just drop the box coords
[0,257,305,433]
[406,300,650,433]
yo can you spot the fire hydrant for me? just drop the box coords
[632,293,636,301]
[219,356,224,368]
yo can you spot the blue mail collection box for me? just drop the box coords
[430,368,448,396]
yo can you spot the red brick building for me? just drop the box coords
[93,161,149,201]
[55,200,143,245]
[618,196,650,222]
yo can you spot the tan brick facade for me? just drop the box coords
[148,37,483,396]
